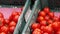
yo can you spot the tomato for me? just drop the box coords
[11,12,18,17]
[9,21,16,27]
[47,19,53,24]
[17,12,21,15]
[53,16,59,21]
[48,12,54,18]
[1,26,8,33]
[41,25,53,33]
[44,16,50,21]
[43,32,49,34]
[9,26,15,33]
[13,15,19,22]
[56,30,60,34]
[31,23,40,30]
[36,16,44,23]
[32,28,41,34]
[38,11,46,17]
[57,22,60,28]
[0,12,4,18]
[0,32,6,34]
[4,19,10,26]
[40,20,47,26]
[41,26,45,31]
[44,7,50,13]
[52,22,59,31]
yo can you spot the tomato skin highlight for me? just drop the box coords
[12,15,20,22]
[9,21,16,27]
[36,16,44,23]
[32,28,42,34]
[0,32,6,34]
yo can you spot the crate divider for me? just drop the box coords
[13,0,31,34]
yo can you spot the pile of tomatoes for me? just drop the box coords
[0,11,21,34]
[31,7,60,34]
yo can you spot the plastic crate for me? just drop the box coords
[21,0,60,34]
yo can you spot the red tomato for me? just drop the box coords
[47,19,53,24]
[44,16,50,21]
[53,16,59,21]
[9,21,16,27]
[48,12,54,18]
[17,12,21,15]
[57,22,60,28]
[13,15,19,22]
[40,20,47,26]
[0,12,4,18]
[41,26,45,31]
[38,11,46,17]
[36,16,44,23]
[5,19,10,25]
[43,32,49,34]
[1,26,8,33]
[52,22,59,31]
[44,7,50,13]
[56,30,60,34]
[31,23,40,30]
[32,28,41,34]
[9,26,15,33]
[11,12,18,16]
[0,32,6,34]
[41,25,53,33]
